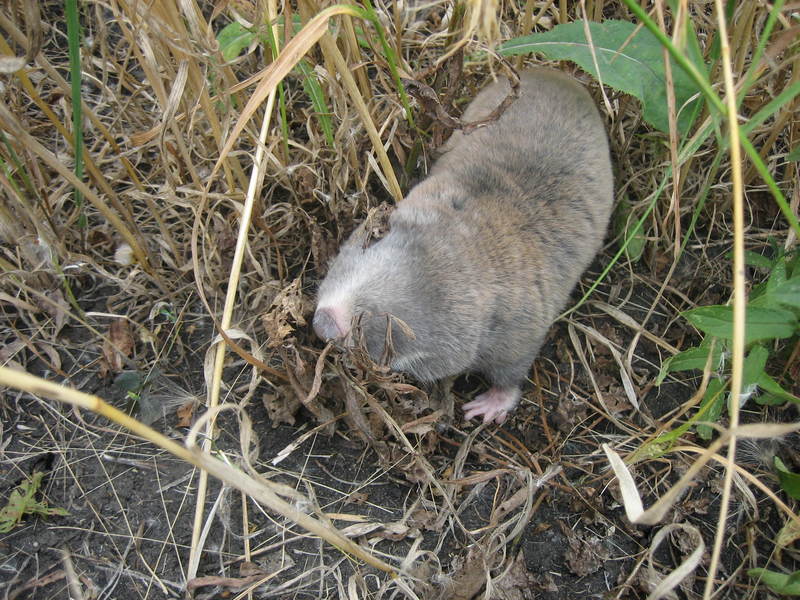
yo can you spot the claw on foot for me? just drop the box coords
[462,387,521,425]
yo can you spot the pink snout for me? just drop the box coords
[312,306,350,341]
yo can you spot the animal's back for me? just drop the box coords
[425,68,612,228]
[397,68,613,375]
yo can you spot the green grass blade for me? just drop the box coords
[623,0,800,239]
[739,0,785,101]
[740,80,800,138]
[65,0,85,227]
[359,0,415,129]
[1,131,37,198]
[296,60,336,147]
[740,136,800,237]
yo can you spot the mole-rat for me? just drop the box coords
[313,68,614,424]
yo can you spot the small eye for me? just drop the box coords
[451,197,465,210]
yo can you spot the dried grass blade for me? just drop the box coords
[0,101,150,270]
[676,444,800,527]
[592,301,680,354]
[215,4,363,178]
[0,13,147,191]
[603,422,800,528]
[704,2,746,597]
[307,26,403,201]
[645,524,704,600]
[570,320,640,411]
[188,86,279,581]
[567,323,639,433]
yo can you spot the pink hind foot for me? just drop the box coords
[462,387,521,425]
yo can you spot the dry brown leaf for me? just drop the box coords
[308,216,337,277]
[551,394,590,433]
[360,202,393,248]
[262,388,301,426]
[186,572,266,593]
[6,569,67,599]
[603,385,633,416]
[344,491,369,506]
[368,521,419,542]
[175,399,196,428]
[777,517,800,554]
[261,278,311,348]
[447,469,510,487]
[562,526,608,577]
[37,341,62,373]
[402,456,430,485]
[0,340,26,371]
[442,546,488,600]
[400,411,442,435]
[491,552,536,600]
[42,289,68,335]
[238,561,263,577]
[100,319,134,375]
[408,508,438,531]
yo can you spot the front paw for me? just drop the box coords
[462,387,521,425]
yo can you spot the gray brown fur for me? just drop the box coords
[314,68,614,420]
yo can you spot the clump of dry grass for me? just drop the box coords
[1,0,798,598]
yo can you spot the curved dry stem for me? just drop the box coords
[0,366,398,577]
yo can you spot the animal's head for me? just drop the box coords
[313,222,426,368]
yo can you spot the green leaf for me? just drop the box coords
[767,278,800,309]
[748,568,800,595]
[743,250,776,271]
[656,342,723,385]
[756,372,800,405]
[683,305,798,344]
[696,378,725,440]
[758,393,788,406]
[0,472,69,533]
[113,370,144,395]
[217,22,256,62]
[742,345,769,389]
[768,256,788,288]
[787,144,800,161]
[642,375,728,455]
[788,251,800,279]
[775,457,800,500]
[750,254,789,306]
[296,60,336,147]
[499,20,704,134]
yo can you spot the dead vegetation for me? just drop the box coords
[0,0,799,599]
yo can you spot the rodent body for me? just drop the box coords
[313,68,614,423]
